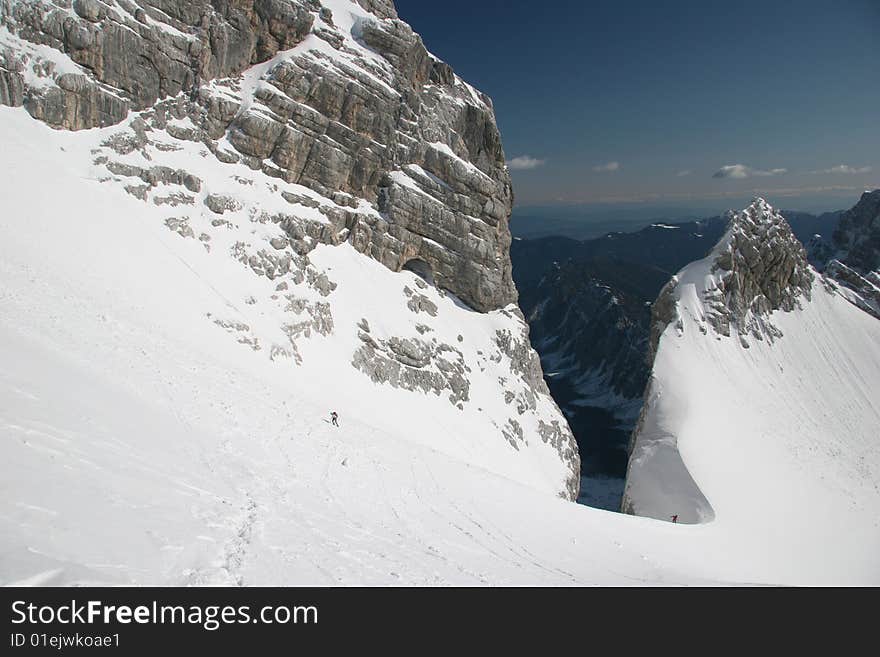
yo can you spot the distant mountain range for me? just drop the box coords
[510,204,843,242]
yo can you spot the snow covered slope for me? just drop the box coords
[623,200,880,580]
[0,104,581,584]
[3,116,878,585]
[2,0,879,585]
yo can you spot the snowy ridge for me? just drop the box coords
[622,199,880,579]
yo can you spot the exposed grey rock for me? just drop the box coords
[281,191,320,208]
[355,0,398,19]
[493,312,580,489]
[824,259,880,319]
[277,297,334,363]
[306,269,336,296]
[388,337,431,368]
[648,277,679,360]
[0,0,314,129]
[164,216,194,239]
[2,0,517,312]
[403,286,438,316]
[0,52,25,106]
[703,199,813,341]
[123,183,149,200]
[72,0,105,23]
[538,420,580,500]
[495,322,546,400]
[213,317,260,351]
[352,334,470,406]
[24,72,131,130]
[205,194,242,214]
[105,160,202,193]
[154,191,194,206]
[502,418,524,450]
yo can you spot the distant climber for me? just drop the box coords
[671,514,678,523]
[330,411,339,427]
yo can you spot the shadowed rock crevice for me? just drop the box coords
[401,258,434,285]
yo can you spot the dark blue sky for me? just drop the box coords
[394,0,879,211]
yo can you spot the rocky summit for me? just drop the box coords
[649,198,814,352]
[0,0,515,313]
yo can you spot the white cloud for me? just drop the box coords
[592,161,620,173]
[815,164,873,175]
[675,169,692,177]
[712,164,787,179]
[507,155,546,170]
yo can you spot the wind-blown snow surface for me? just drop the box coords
[623,224,880,582]
[2,107,878,585]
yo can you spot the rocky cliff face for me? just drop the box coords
[834,190,880,275]
[1,0,515,313]
[0,0,579,499]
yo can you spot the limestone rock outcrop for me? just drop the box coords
[0,0,516,312]
[698,199,814,343]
